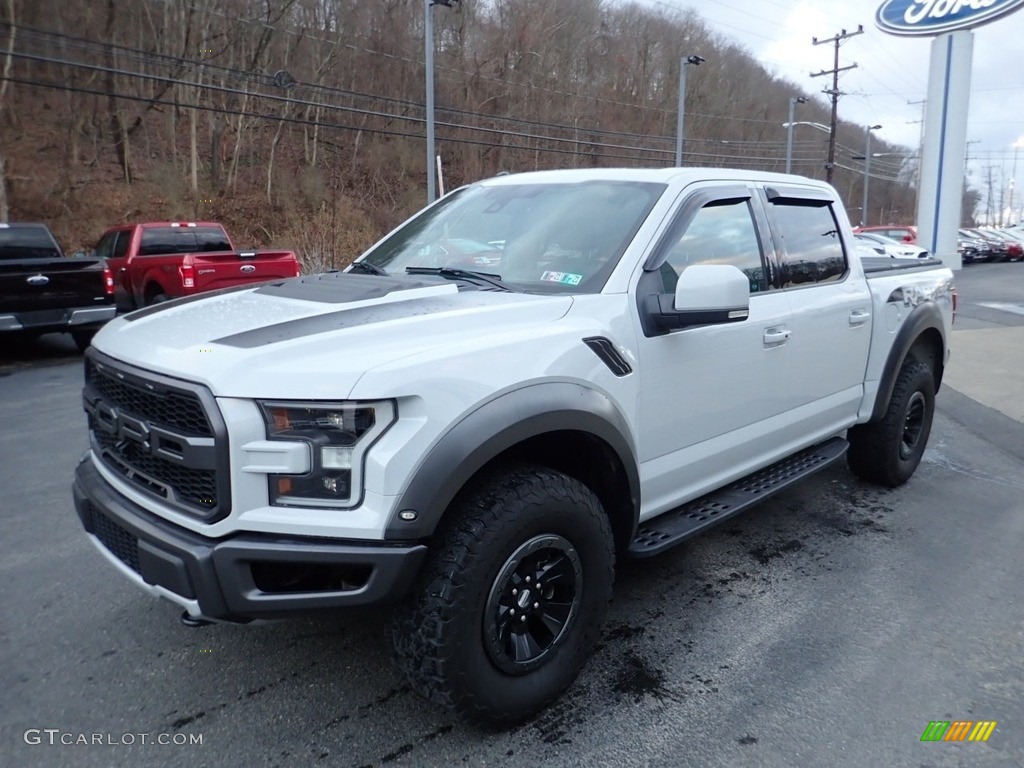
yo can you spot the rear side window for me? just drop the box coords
[770,201,848,287]
[112,232,130,258]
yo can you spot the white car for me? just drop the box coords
[73,168,955,724]
[854,231,930,259]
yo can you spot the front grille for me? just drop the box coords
[84,352,228,521]
[92,512,141,574]
[85,359,212,437]
[93,430,217,511]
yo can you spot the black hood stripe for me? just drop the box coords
[212,293,500,348]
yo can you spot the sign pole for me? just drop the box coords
[916,31,972,270]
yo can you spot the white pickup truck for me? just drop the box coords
[72,168,955,724]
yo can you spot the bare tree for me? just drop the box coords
[0,0,16,220]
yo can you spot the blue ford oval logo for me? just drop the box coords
[877,0,1024,36]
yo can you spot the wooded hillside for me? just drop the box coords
[0,0,937,269]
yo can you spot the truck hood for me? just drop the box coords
[91,274,574,398]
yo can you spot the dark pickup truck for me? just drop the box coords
[0,223,116,351]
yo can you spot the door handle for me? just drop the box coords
[849,309,870,326]
[763,328,791,347]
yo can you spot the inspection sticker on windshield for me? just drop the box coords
[540,271,583,286]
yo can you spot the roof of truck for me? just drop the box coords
[475,167,836,190]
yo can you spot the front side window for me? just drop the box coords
[658,198,768,294]
[94,231,119,261]
[360,180,665,294]
[771,201,847,286]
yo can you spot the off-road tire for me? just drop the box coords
[847,359,935,487]
[392,465,615,725]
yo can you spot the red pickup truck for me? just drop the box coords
[93,221,300,310]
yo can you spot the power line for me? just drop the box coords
[4,22,830,149]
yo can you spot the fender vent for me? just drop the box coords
[583,337,632,377]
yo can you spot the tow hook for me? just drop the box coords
[180,611,212,628]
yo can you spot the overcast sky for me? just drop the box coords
[637,0,1024,203]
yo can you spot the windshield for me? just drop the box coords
[358,180,665,293]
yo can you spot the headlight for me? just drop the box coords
[258,400,396,507]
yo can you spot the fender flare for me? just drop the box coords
[384,382,640,541]
[870,301,946,422]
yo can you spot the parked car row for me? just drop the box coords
[958,227,1024,264]
[1,220,301,352]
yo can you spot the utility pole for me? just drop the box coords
[984,165,996,225]
[963,139,980,226]
[907,98,926,208]
[811,26,863,184]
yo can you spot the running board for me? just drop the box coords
[627,436,848,558]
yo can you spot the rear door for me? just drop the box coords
[95,228,133,305]
[761,185,872,439]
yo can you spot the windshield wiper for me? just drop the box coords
[347,260,389,276]
[406,266,517,292]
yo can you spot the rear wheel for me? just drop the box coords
[392,465,614,725]
[144,288,170,307]
[847,359,936,487]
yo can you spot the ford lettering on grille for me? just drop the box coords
[876,0,1024,36]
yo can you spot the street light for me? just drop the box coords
[781,121,831,178]
[675,54,704,167]
[425,0,458,204]
[785,97,807,174]
[862,124,882,227]
[782,121,832,134]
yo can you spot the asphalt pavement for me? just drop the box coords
[1,262,1022,767]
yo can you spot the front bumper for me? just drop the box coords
[72,457,427,622]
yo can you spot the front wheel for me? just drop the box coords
[847,359,936,487]
[392,465,614,725]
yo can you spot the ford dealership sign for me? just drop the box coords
[876,0,1024,36]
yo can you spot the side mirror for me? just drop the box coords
[644,264,750,332]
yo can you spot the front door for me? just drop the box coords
[632,184,795,521]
